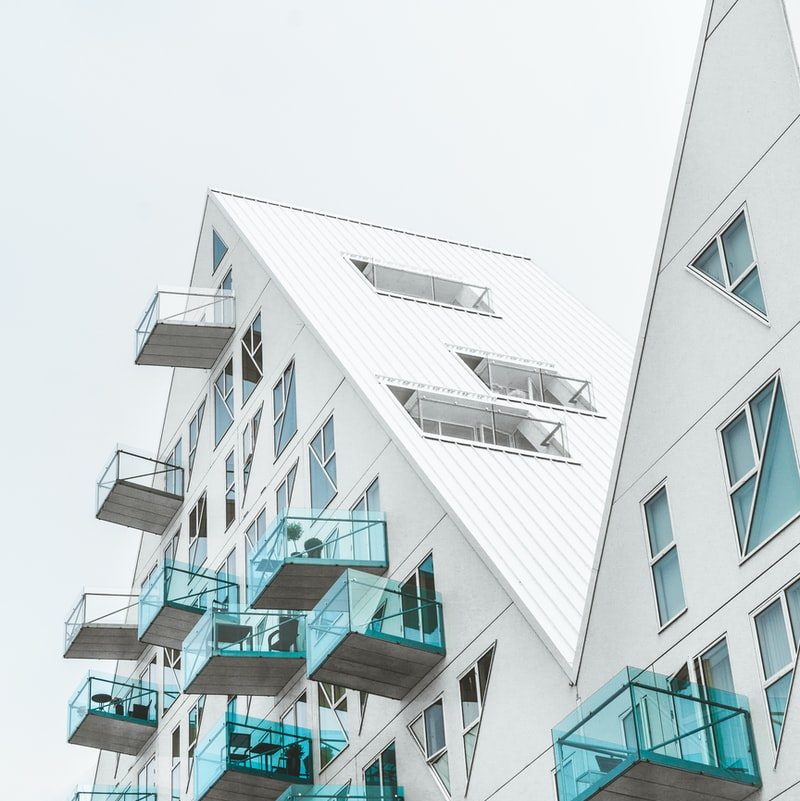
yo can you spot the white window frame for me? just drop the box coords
[363,740,397,795]
[458,644,495,787]
[309,413,337,510]
[276,461,299,515]
[242,403,263,498]
[214,357,235,446]
[241,311,263,405]
[408,695,450,798]
[224,449,236,530]
[317,682,349,771]
[187,400,205,485]
[273,359,298,458]
[188,492,207,569]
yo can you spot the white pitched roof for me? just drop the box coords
[211,189,631,669]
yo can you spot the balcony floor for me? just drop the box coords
[69,712,155,756]
[201,767,306,801]
[97,480,182,534]
[136,321,235,369]
[252,563,386,610]
[186,653,305,696]
[140,604,203,650]
[64,623,145,660]
[309,631,443,700]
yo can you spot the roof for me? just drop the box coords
[210,189,632,670]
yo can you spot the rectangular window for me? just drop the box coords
[214,358,235,445]
[352,258,494,314]
[188,401,205,484]
[244,506,268,598]
[164,529,180,564]
[137,756,156,794]
[689,208,766,316]
[171,724,181,801]
[459,646,494,778]
[216,548,237,606]
[365,741,398,794]
[164,647,182,713]
[187,696,205,784]
[401,554,440,646]
[318,683,348,769]
[242,405,263,497]
[281,690,308,731]
[409,698,450,794]
[241,312,263,404]
[390,385,568,458]
[166,438,183,496]
[643,485,686,627]
[189,493,207,568]
[216,269,234,325]
[310,415,337,510]
[753,578,800,747]
[720,375,800,557]
[224,450,236,529]
[276,462,298,515]
[273,360,297,457]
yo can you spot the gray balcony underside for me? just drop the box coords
[68,712,155,756]
[590,760,759,801]
[136,322,235,369]
[309,631,444,700]
[64,623,145,660]
[200,767,305,801]
[97,480,182,535]
[251,562,386,611]
[140,604,203,650]
[185,654,305,696]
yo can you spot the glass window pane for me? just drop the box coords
[464,726,478,774]
[430,752,450,792]
[786,580,800,649]
[693,241,725,285]
[721,214,754,283]
[766,671,793,745]
[700,639,735,694]
[755,599,792,678]
[733,268,766,315]
[750,382,775,454]
[652,548,685,625]
[477,650,493,699]
[212,230,228,271]
[409,715,425,750]
[381,742,397,791]
[644,487,673,555]
[459,670,480,727]
[722,412,755,485]
[424,700,446,756]
[731,476,756,551]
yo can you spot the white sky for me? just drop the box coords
[0,1,705,797]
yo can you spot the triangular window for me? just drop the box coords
[212,229,228,273]
[459,645,495,782]
[409,698,450,796]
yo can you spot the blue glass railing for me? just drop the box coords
[247,509,388,606]
[184,607,306,687]
[71,788,156,801]
[552,667,760,801]
[139,561,239,639]
[68,673,158,737]
[307,569,445,675]
[277,787,403,800]
[196,714,313,800]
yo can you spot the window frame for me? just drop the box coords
[363,740,398,795]
[273,359,298,459]
[276,460,299,516]
[187,400,206,487]
[309,413,337,511]
[458,643,495,786]
[241,311,263,407]
[188,492,208,569]
[224,449,236,530]
[213,358,235,447]
[408,695,450,797]
[317,682,349,771]
[242,403,263,499]
[212,229,228,274]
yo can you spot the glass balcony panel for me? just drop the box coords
[196,714,312,801]
[307,569,445,700]
[71,788,157,801]
[64,591,144,660]
[138,561,239,650]
[277,787,404,800]
[184,607,306,695]
[552,667,760,801]
[248,509,388,610]
[135,287,236,368]
[96,449,183,535]
[68,673,158,756]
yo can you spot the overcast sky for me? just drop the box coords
[0,2,705,797]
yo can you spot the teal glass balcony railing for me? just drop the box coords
[68,673,158,756]
[307,569,445,699]
[277,787,403,800]
[552,667,761,801]
[196,714,313,801]
[64,591,144,660]
[71,788,156,801]
[184,608,306,695]
[139,561,239,649]
[248,509,388,611]
[96,448,183,535]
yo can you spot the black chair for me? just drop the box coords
[129,703,150,720]
[229,731,252,762]
[268,617,300,652]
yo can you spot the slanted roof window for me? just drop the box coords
[351,258,494,314]
[389,385,569,459]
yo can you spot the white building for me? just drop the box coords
[64,191,629,801]
[551,2,800,801]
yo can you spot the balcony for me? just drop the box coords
[196,714,312,801]
[184,608,305,695]
[552,667,761,801]
[248,509,388,610]
[64,592,144,660]
[96,449,183,535]
[68,674,157,755]
[307,569,445,699]
[138,561,239,650]
[71,789,156,801]
[135,287,235,368]
[277,788,403,800]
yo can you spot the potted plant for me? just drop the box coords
[286,522,303,556]
[285,742,303,776]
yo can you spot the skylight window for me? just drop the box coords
[389,385,568,458]
[351,258,494,313]
[458,352,595,413]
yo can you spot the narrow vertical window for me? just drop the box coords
[216,548,237,607]
[241,313,263,404]
[281,690,308,732]
[242,404,263,497]
[643,485,686,627]
[276,462,298,515]
[212,229,228,273]
[164,529,180,564]
[138,756,156,795]
[273,360,297,457]
[171,725,181,801]
[187,696,205,784]
[351,478,382,560]
[318,683,348,769]
[309,414,337,509]
[365,741,398,795]
[216,268,234,325]
[401,554,440,645]
[166,438,183,497]
[188,400,206,484]
[214,358,234,445]
[409,698,450,794]
[164,647,182,714]
[720,375,800,556]
[189,493,207,568]
[244,507,268,599]
[459,646,495,780]
[224,450,236,529]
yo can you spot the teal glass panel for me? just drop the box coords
[212,230,228,272]
[247,509,388,606]
[750,383,774,454]
[747,383,800,552]
[652,548,685,625]
[693,241,725,285]
[733,268,766,315]
[184,607,305,688]
[755,599,792,678]
[139,561,239,640]
[552,668,760,801]
[644,487,673,555]
[306,569,445,676]
[722,413,755,485]
[765,671,792,745]
[195,714,312,801]
[277,786,404,800]
[72,788,157,801]
[721,214,754,283]
[731,476,756,551]
[68,673,158,738]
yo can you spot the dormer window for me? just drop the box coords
[351,258,494,314]
[457,352,595,413]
